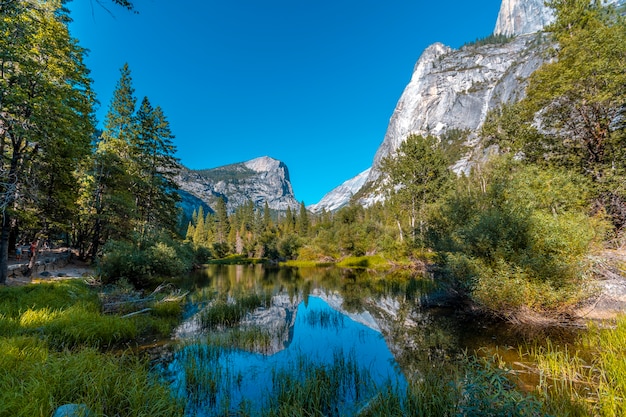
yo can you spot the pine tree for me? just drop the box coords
[215,198,230,244]
[133,97,181,235]
[83,64,138,259]
[297,202,310,236]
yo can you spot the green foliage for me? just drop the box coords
[133,96,182,234]
[98,234,194,286]
[0,0,95,282]
[431,157,601,313]
[522,316,626,416]
[380,134,452,245]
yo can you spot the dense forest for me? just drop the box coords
[1,0,625,322]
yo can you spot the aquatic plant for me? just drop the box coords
[198,293,269,330]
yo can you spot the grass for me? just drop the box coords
[206,255,266,265]
[266,350,373,416]
[198,292,270,330]
[516,316,626,416]
[0,279,185,417]
[0,338,183,417]
[281,259,334,268]
[337,255,391,269]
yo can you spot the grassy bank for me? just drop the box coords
[0,279,184,417]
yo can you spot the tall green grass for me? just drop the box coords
[0,337,183,417]
[0,280,183,348]
[0,280,185,417]
[521,316,626,416]
[198,292,270,329]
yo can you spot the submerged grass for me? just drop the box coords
[205,325,275,353]
[266,350,373,417]
[518,316,626,417]
[199,292,270,330]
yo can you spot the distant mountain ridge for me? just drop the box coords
[310,0,625,212]
[176,156,299,215]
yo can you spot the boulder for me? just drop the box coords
[52,404,93,417]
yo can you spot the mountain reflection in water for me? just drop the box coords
[166,294,406,416]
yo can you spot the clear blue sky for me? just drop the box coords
[68,0,502,205]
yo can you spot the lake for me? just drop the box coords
[158,264,579,416]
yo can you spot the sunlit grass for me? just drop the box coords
[337,255,391,269]
[0,337,183,417]
[0,279,186,417]
[517,316,626,416]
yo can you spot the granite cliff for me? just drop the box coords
[311,0,624,211]
[176,156,299,215]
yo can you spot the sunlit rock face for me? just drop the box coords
[176,156,299,214]
[308,168,370,213]
[494,0,624,36]
[366,34,545,184]
[493,0,554,36]
[311,0,624,212]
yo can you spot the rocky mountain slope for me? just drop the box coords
[311,0,623,211]
[309,169,370,213]
[176,156,299,215]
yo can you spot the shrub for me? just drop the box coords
[98,236,195,286]
[431,157,603,314]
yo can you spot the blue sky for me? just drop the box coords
[68,0,502,205]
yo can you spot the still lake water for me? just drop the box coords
[160,264,578,416]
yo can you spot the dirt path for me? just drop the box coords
[6,248,95,286]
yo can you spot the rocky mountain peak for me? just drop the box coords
[493,0,623,36]
[176,156,299,215]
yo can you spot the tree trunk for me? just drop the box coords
[396,219,404,243]
[0,212,10,284]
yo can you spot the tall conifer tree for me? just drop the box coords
[133,97,181,235]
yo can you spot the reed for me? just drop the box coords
[517,316,626,417]
[205,325,274,353]
[266,349,374,416]
[305,308,345,329]
[199,293,267,329]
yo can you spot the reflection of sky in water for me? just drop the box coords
[167,296,407,416]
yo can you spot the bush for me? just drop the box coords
[98,235,195,286]
[431,158,604,314]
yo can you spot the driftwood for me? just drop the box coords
[120,308,152,318]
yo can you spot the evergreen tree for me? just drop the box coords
[193,207,207,246]
[215,197,230,244]
[263,201,273,231]
[81,64,137,260]
[297,201,310,236]
[133,97,181,235]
